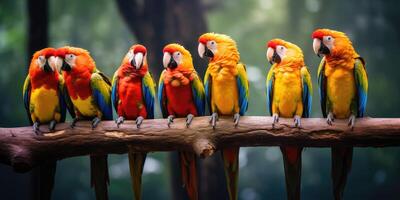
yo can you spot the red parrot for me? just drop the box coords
[111,44,155,200]
[158,43,205,200]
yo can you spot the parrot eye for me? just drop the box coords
[37,56,46,67]
[173,51,182,64]
[207,40,217,51]
[323,36,334,44]
[65,54,75,60]
[276,45,287,58]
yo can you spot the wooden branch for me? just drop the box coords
[1,117,399,173]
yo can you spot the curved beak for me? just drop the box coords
[133,52,144,69]
[60,58,71,71]
[48,56,62,73]
[43,59,52,72]
[266,47,274,64]
[163,52,178,69]
[313,38,330,57]
[198,43,205,58]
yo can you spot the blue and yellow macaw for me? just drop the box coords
[198,33,249,200]
[312,29,368,200]
[266,39,312,200]
[23,47,67,200]
[57,46,113,200]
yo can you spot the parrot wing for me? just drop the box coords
[57,75,68,122]
[23,75,33,125]
[236,63,249,116]
[204,67,212,114]
[354,57,368,117]
[266,64,275,116]
[91,70,113,120]
[111,70,119,113]
[301,66,313,118]
[142,72,156,119]
[191,71,206,116]
[158,70,168,118]
[317,57,328,118]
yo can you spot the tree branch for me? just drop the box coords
[1,117,399,172]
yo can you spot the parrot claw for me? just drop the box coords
[210,113,218,129]
[70,118,79,128]
[167,115,175,128]
[91,117,101,129]
[116,116,124,128]
[186,114,194,128]
[33,122,41,135]
[348,114,356,130]
[327,112,334,126]
[272,113,279,128]
[136,116,144,128]
[294,115,301,127]
[49,120,57,132]
[233,113,240,127]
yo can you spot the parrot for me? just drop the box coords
[57,46,113,200]
[198,33,249,200]
[111,44,156,200]
[158,43,205,200]
[23,47,67,200]
[265,39,312,200]
[312,29,368,200]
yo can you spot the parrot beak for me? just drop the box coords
[48,56,60,73]
[266,47,274,64]
[313,38,330,57]
[61,59,72,71]
[43,59,52,72]
[133,52,144,70]
[163,52,178,69]
[198,43,205,58]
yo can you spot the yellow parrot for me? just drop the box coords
[312,29,368,200]
[198,33,249,200]
[265,39,312,200]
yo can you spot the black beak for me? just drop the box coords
[318,41,330,57]
[43,60,52,72]
[168,56,178,69]
[61,60,71,71]
[271,51,281,64]
[204,47,214,58]
[130,59,136,68]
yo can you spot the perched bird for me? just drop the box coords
[265,39,312,200]
[198,33,249,200]
[158,43,205,200]
[312,29,368,200]
[111,44,155,200]
[57,46,113,200]
[23,47,67,200]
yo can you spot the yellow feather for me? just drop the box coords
[30,87,60,123]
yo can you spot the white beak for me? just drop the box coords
[47,56,59,72]
[134,52,144,70]
[313,38,321,55]
[266,47,274,63]
[198,43,205,58]
[163,52,171,68]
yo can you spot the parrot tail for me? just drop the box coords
[280,146,303,200]
[179,152,198,200]
[331,146,353,200]
[222,147,239,200]
[90,155,109,200]
[36,160,57,200]
[128,152,147,200]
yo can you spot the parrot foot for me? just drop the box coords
[186,114,194,128]
[327,112,334,126]
[294,115,301,127]
[33,122,41,135]
[233,113,240,127]
[167,115,175,128]
[91,117,101,129]
[348,114,356,130]
[70,118,79,128]
[209,113,218,129]
[272,113,279,128]
[136,116,144,128]
[49,120,57,132]
[116,116,125,128]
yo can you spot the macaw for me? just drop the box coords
[57,46,113,200]
[312,29,368,200]
[23,47,66,200]
[158,43,205,200]
[111,44,155,200]
[265,39,312,200]
[198,33,249,200]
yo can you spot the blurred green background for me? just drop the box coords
[1,0,400,199]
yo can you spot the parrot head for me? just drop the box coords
[163,43,194,71]
[312,29,356,58]
[29,48,59,73]
[197,33,239,64]
[56,46,96,73]
[122,44,148,71]
[266,39,304,67]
